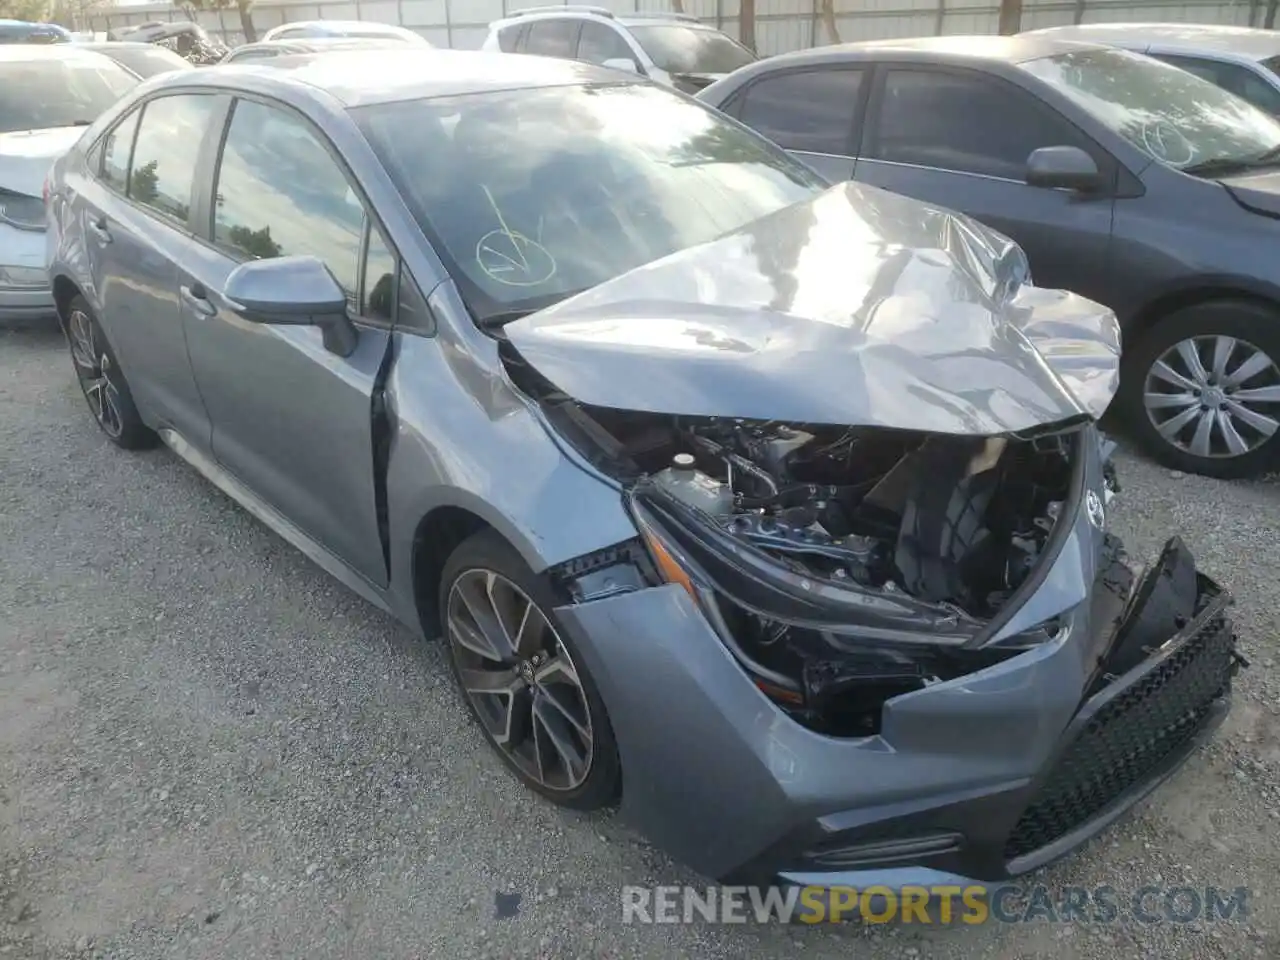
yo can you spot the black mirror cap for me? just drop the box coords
[1026,145,1105,193]
[224,255,350,325]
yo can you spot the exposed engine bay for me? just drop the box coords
[525,380,1088,736]
[496,326,1112,737]
[554,403,1074,612]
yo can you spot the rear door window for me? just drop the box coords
[100,108,141,192]
[737,68,863,155]
[523,19,580,59]
[127,93,222,224]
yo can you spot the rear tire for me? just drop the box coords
[1118,300,1280,479]
[438,529,621,810]
[63,296,156,451]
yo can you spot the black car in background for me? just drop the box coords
[74,41,193,78]
[701,36,1280,479]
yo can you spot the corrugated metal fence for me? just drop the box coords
[88,0,1267,56]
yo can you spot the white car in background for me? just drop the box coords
[481,6,757,93]
[260,20,430,44]
[0,46,137,323]
[1022,22,1280,116]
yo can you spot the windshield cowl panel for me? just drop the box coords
[1021,47,1280,173]
[355,82,825,327]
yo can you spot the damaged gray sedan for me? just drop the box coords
[46,50,1245,889]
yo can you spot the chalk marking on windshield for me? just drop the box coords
[474,185,557,287]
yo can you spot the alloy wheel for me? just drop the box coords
[445,568,594,792]
[67,309,124,440]
[1143,334,1280,460]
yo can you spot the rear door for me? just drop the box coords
[854,65,1115,301]
[723,66,865,183]
[173,95,393,586]
[75,92,225,449]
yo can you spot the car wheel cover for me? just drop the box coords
[446,568,594,792]
[68,309,124,440]
[1143,333,1280,459]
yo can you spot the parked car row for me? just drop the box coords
[36,43,1246,898]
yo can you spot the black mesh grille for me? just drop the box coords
[1005,614,1235,861]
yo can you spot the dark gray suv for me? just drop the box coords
[701,35,1280,478]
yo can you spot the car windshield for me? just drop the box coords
[355,82,824,324]
[0,56,137,133]
[1021,47,1280,172]
[627,24,755,75]
[101,46,193,77]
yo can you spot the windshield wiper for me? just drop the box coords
[1182,143,1280,178]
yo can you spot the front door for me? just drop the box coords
[730,66,866,183]
[854,66,1115,303]
[175,96,394,586]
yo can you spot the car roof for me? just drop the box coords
[234,36,405,52]
[161,47,633,107]
[492,9,720,29]
[756,34,1097,69]
[75,41,174,52]
[0,44,117,64]
[1021,22,1280,60]
[268,20,417,34]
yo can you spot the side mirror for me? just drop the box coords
[601,57,640,75]
[224,255,358,357]
[1026,145,1105,193]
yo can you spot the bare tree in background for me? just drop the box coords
[671,0,685,12]
[740,0,755,52]
[997,0,1022,35]
[182,0,257,42]
[820,0,841,43]
[50,0,109,30]
[0,0,51,20]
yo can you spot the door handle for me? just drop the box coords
[179,282,216,317]
[87,215,111,244]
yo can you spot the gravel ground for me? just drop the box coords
[2,321,1279,960]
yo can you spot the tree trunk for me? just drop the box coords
[996,0,1022,35]
[820,0,840,43]
[739,0,755,52]
[671,0,685,12]
[237,0,257,42]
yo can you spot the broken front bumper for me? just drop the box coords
[555,536,1243,886]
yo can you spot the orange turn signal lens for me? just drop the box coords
[640,527,698,601]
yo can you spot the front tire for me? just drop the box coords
[1118,300,1280,479]
[438,529,621,810]
[64,297,155,450]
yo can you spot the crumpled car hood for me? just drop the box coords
[503,181,1121,435]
